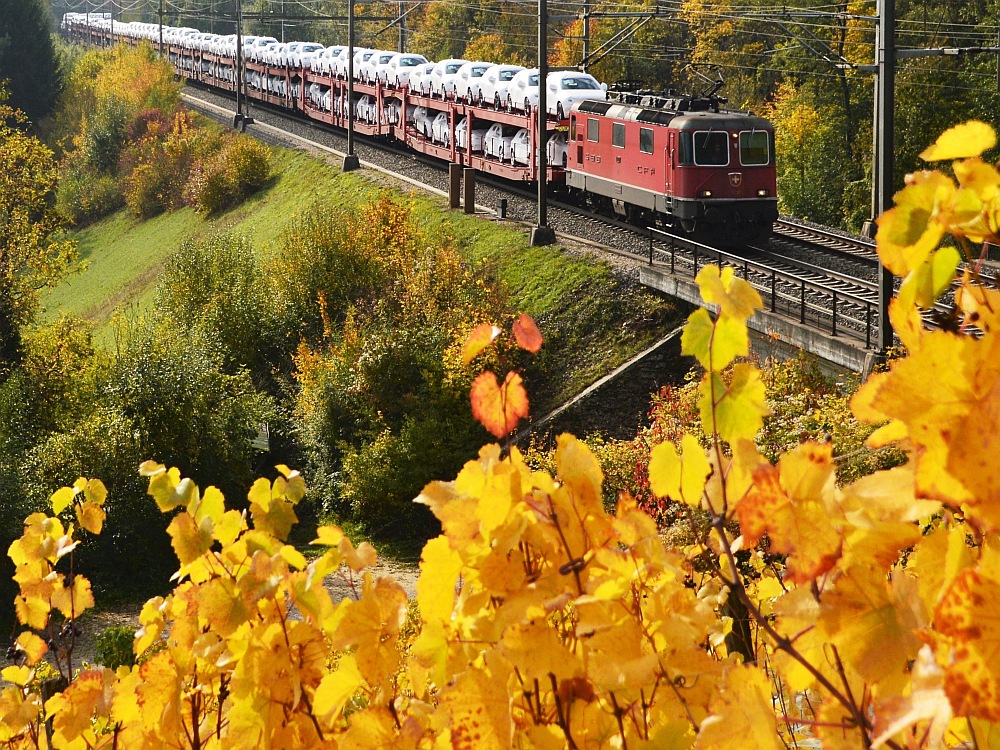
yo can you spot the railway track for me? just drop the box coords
[182,84,887,350]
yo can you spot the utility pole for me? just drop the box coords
[343,0,360,171]
[398,0,405,52]
[875,0,895,353]
[234,0,253,130]
[581,1,589,73]
[158,0,163,56]
[109,0,114,46]
[235,0,243,126]
[531,0,555,246]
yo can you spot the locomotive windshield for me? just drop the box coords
[693,131,729,166]
[739,130,770,165]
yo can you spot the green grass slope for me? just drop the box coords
[44,145,682,410]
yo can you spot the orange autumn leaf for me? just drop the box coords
[470,370,529,439]
[462,323,501,365]
[933,557,1000,722]
[737,443,843,584]
[512,313,543,353]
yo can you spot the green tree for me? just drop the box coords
[0,96,77,375]
[0,0,61,123]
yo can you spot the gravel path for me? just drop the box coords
[55,558,421,670]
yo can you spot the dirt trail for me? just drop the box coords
[57,558,420,670]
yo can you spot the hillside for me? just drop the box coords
[44,140,683,412]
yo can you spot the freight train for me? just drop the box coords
[62,14,779,244]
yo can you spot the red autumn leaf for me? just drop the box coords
[470,370,530,439]
[462,323,501,365]
[512,314,543,354]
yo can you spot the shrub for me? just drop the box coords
[56,161,123,225]
[155,232,280,381]
[82,95,130,174]
[124,162,165,218]
[94,625,136,669]
[186,133,271,214]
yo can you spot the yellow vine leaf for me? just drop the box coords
[555,432,606,519]
[312,524,345,547]
[1,667,33,688]
[438,660,513,750]
[694,665,783,750]
[50,486,75,515]
[904,245,961,310]
[330,574,409,688]
[699,364,770,444]
[737,442,843,584]
[933,552,1000,722]
[46,669,116,750]
[147,467,197,512]
[249,476,299,540]
[0,686,41,741]
[75,501,105,535]
[910,523,975,612]
[919,120,996,161]
[14,632,47,666]
[82,478,107,507]
[166,513,213,571]
[681,307,749,371]
[852,322,1000,532]
[134,596,167,656]
[875,170,954,277]
[695,265,762,323]
[313,654,364,728]
[417,536,462,624]
[462,322,501,365]
[648,433,711,508]
[819,565,923,688]
[872,645,952,748]
[51,573,94,619]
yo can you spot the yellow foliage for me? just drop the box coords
[9,119,1000,749]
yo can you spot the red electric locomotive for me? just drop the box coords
[565,88,778,244]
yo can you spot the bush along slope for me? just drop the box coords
[4,120,1000,749]
[54,43,270,226]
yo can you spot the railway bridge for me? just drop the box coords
[635,223,885,375]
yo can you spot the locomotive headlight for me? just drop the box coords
[757,188,769,197]
[699,190,713,198]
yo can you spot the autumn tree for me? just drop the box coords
[0,96,77,375]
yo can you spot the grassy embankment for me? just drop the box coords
[44,145,682,413]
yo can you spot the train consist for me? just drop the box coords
[62,14,778,243]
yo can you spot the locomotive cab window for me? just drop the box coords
[587,118,600,142]
[639,127,653,154]
[694,131,729,166]
[739,130,770,165]
[612,122,625,148]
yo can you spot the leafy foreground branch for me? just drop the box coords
[4,122,1000,749]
